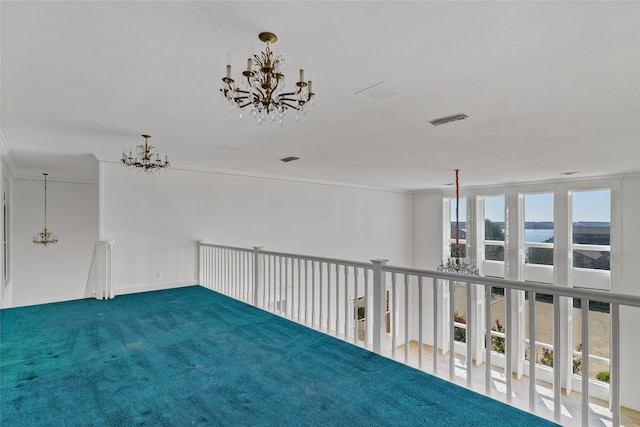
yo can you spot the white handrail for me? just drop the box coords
[197,241,640,426]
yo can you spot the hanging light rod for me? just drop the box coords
[33,173,58,246]
[121,134,170,173]
[220,32,315,125]
[437,168,478,275]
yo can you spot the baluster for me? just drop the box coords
[449,280,455,381]
[553,295,560,421]
[466,281,472,388]
[529,291,536,411]
[344,265,349,338]
[485,285,492,396]
[285,257,290,317]
[432,277,438,374]
[506,289,513,404]
[297,258,302,321]
[319,262,324,329]
[364,268,369,348]
[405,274,409,364]
[418,276,423,370]
[581,298,589,427]
[391,272,396,359]
[312,261,316,327]
[353,267,359,344]
[335,264,340,336]
[611,303,620,426]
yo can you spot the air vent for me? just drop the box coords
[429,113,468,126]
[280,156,300,163]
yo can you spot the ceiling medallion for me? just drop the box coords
[33,173,58,246]
[121,135,170,173]
[220,32,315,125]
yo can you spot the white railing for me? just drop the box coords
[84,240,115,300]
[198,241,640,426]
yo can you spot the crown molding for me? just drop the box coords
[95,157,410,195]
[0,131,18,178]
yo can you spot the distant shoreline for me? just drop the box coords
[453,221,610,230]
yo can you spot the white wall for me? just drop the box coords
[100,162,413,294]
[11,178,98,306]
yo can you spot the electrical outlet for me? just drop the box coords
[156,272,161,279]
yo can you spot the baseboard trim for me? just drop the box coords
[115,280,197,296]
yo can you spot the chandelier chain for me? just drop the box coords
[33,173,58,246]
[438,169,478,275]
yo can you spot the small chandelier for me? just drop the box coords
[33,173,58,246]
[438,169,479,275]
[121,135,170,172]
[220,32,315,125]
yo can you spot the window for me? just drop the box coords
[572,189,611,271]
[524,192,554,267]
[484,195,505,262]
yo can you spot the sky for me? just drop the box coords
[454,190,611,223]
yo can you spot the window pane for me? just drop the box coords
[573,249,610,270]
[572,189,610,245]
[527,247,554,266]
[524,193,554,265]
[524,193,554,243]
[484,196,505,241]
[485,245,504,261]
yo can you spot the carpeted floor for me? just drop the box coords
[1,286,557,426]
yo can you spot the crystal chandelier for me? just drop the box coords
[438,169,479,275]
[121,135,170,172]
[33,173,58,246]
[220,32,315,125]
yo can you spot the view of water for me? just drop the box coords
[525,228,554,243]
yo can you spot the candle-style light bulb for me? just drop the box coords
[299,69,304,82]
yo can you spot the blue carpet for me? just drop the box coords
[1,286,557,426]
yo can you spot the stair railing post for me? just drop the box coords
[198,240,204,287]
[253,246,264,308]
[371,259,389,355]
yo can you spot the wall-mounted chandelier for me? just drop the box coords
[33,173,58,246]
[220,32,315,125]
[438,169,479,275]
[121,135,170,172]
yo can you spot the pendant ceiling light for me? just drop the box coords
[33,173,58,246]
[121,135,170,173]
[220,32,315,125]
[438,169,479,275]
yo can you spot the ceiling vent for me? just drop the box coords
[429,113,468,126]
[280,156,300,163]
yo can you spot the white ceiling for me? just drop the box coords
[1,1,639,190]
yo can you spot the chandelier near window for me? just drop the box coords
[33,173,58,246]
[220,32,315,125]
[438,169,479,275]
[121,135,170,172]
